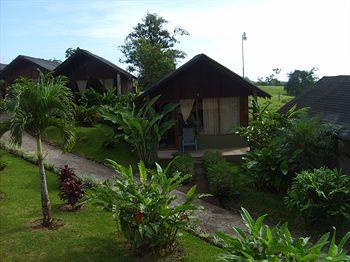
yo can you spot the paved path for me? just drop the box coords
[1,131,244,235]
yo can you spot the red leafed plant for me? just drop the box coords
[58,165,85,208]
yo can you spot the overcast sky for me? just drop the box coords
[1,0,349,81]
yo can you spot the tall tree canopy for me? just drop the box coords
[65,47,80,58]
[284,68,318,96]
[120,13,189,91]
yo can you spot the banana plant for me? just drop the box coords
[101,95,177,166]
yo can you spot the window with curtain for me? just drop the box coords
[202,97,240,135]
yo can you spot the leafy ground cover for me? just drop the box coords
[0,151,222,261]
[257,86,294,112]
[45,124,138,167]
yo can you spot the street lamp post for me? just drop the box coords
[241,32,247,78]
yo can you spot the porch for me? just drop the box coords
[157,146,249,160]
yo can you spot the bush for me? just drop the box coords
[235,102,298,149]
[88,160,206,255]
[58,165,85,208]
[217,207,350,261]
[242,117,339,192]
[285,167,350,225]
[74,104,98,127]
[168,153,195,182]
[203,151,236,201]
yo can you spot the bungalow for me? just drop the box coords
[53,49,135,95]
[0,55,60,98]
[137,54,270,157]
[279,75,350,174]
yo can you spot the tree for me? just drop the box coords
[284,68,318,96]
[101,96,177,166]
[120,13,189,90]
[2,71,76,227]
[65,47,80,58]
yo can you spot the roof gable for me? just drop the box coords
[138,54,270,100]
[54,49,135,79]
[0,55,60,78]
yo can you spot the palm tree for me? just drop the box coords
[2,71,76,227]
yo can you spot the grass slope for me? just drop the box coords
[45,124,138,167]
[0,152,222,261]
[257,86,294,112]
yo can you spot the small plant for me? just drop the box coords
[217,207,350,261]
[203,151,236,201]
[168,153,195,182]
[58,165,85,208]
[74,104,98,127]
[285,167,350,225]
[89,159,207,255]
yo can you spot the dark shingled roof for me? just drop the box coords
[138,53,271,100]
[279,75,350,140]
[0,63,7,71]
[0,55,60,78]
[54,49,135,79]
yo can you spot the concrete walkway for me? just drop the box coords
[1,131,245,235]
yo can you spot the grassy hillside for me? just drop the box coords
[257,86,294,112]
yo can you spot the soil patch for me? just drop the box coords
[29,218,64,230]
[59,203,85,212]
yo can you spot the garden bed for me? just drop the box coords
[0,151,222,261]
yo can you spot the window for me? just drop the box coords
[202,97,240,135]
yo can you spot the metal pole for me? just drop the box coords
[242,35,245,78]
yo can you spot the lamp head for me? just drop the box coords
[242,32,247,40]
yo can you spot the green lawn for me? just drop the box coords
[257,86,294,112]
[45,124,138,167]
[0,151,222,261]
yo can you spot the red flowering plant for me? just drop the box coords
[88,159,208,255]
[58,165,85,209]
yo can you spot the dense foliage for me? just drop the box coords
[203,151,236,201]
[120,13,188,90]
[101,95,177,166]
[89,160,206,255]
[217,208,350,261]
[58,165,85,208]
[168,152,195,182]
[236,102,298,149]
[284,68,318,96]
[285,167,350,225]
[242,116,338,192]
[1,71,76,227]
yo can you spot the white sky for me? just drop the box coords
[1,0,350,81]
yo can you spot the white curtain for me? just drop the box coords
[76,80,87,92]
[101,79,114,90]
[180,99,195,122]
[219,97,240,134]
[203,98,219,135]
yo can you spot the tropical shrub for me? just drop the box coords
[242,145,297,192]
[168,153,195,182]
[278,117,338,170]
[89,159,206,255]
[58,165,85,208]
[242,117,338,192]
[74,104,98,127]
[203,151,236,201]
[285,167,350,225]
[101,95,177,166]
[217,207,350,261]
[235,102,298,149]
